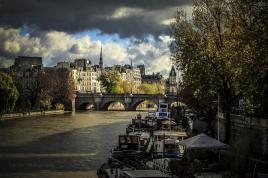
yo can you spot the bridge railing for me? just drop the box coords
[76,91,177,97]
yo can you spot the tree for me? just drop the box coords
[112,82,124,94]
[50,68,75,108]
[155,83,165,94]
[18,70,49,110]
[98,70,120,93]
[172,0,267,142]
[138,83,160,94]
[13,68,74,111]
[118,80,132,94]
[0,71,19,114]
[10,71,30,112]
[117,80,140,94]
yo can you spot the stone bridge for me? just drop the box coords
[75,92,179,111]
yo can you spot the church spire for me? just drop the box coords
[99,45,103,71]
[170,65,176,76]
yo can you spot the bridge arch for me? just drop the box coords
[131,99,158,111]
[77,102,96,110]
[170,101,187,107]
[101,101,126,111]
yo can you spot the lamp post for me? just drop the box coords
[212,96,221,140]
[217,95,220,140]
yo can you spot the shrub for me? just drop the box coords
[39,100,52,111]
[55,103,65,110]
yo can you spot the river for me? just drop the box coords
[0,111,140,178]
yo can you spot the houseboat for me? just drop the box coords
[111,132,150,166]
[152,130,187,158]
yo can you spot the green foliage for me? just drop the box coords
[0,71,19,114]
[138,83,162,94]
[118,80,132,94]
[111,83,124,94]
[39,99,52,111]
[141,83,156,94]
[98,71,164,94]
[173,0,267,101]
[11,68,74,111]
[55,103,65,110]
[51,68,75,107]
[10,72,30,112]
[172,0,268,141]
[98,70,120,93]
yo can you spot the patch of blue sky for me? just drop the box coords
[42,57,50,66]
[72,29,130,47]
[19,25,37,36]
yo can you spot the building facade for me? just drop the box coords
[141,72,164,85]
[13,56,43,72]
[119,64,141,92]
[137,64,145,76]
[68,47,104,93]
[166,66,177,94]
[10,56,44,91]
[70,58,101,93]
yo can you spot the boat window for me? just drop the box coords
[165,144,176,153]
[159,113,168,117]
[160,104,168,108]
[126,136,131,143]
[119,136,125,143]
[132,136,138,143]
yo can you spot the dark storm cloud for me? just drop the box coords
[0,0,192,37]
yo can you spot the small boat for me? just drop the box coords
[111,132,150,167]
[126,103,172,134]
[126,115,156,134]
[152,130,188,159]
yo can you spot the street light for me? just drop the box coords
[212,95,221,141]
[217,95,220,140]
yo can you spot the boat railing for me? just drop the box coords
[151,158,171,175]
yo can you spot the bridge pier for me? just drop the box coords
[94,95,102,110]
[71,93,77,112]
[124,95,133,111]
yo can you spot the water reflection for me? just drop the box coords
[0,111,140,177]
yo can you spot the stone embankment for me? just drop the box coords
[0,110,71,120]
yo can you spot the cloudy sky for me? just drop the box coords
[0,0,192,76]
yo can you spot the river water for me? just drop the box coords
[0,111,140,178]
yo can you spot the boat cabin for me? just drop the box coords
[160,119,177,130]
[118,132,150,151]
[153,130,187,141]
[153,131,187,158]
[155,103,170,119]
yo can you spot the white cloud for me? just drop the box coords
[127,34,174,76]
[3,40,21,53]
[0,27,174,77]
[148,54,172,75]
[109,7,144,19]
[160,18,176,26]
